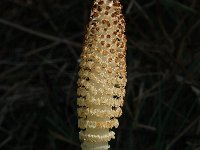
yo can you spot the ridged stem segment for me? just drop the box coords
[77,0,127,149]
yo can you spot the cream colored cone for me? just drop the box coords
[77,0,127,149]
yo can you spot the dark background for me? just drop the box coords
[0,0,199,150]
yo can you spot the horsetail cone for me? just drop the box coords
[77,0,127,149]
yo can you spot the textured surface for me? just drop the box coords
[77,0,127,149]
